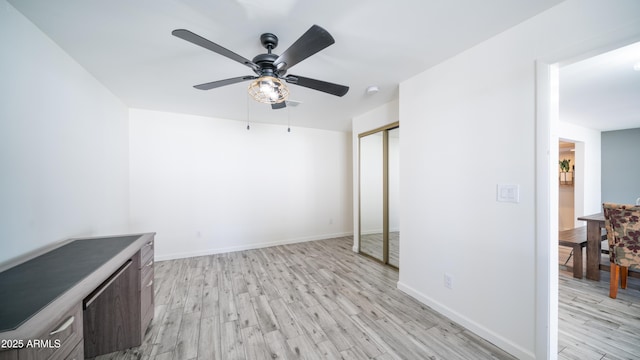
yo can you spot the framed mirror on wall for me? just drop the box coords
[358,122,399,268]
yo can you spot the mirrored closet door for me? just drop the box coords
[359,123,399,268]
[387,127,399,268]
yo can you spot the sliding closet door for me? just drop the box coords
[359,123,399,268]
[387,127,400,268]
[359,131,384,261]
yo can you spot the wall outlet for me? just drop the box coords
[444,273,453,289]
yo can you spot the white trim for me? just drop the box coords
[535,60,559,360]
[534,25,640,360]
[154,232,353,261]
[397,281,535,360]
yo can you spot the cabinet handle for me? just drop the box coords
[49,316,74,335]
[146,280,153,288]
[146,260,153,267]
[146,241,153,247]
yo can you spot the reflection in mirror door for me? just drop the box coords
[388,127,400,267]
[358,123,399,268]
[359,132,384,261]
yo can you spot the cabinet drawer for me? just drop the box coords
[141,305,154,339]
[141,267,154,311]
[0,350,18,360]
[64,341,83,360]
[140,239,154,267]
[141,255,154,277]
[140,266,154,340]
[18,303,83,360]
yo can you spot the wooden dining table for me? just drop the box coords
[577,213,605,281]
[577,212,640,281]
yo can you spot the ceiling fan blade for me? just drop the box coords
[273,25,335,71]
[285,75,349,97]
[172,29,259,71]
[194,76,256,90]
[271,102,286,110]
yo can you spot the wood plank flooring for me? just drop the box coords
[94,237,640,360]
[558,266,640,359]
[359,232,399,267]
[95,236,514,360]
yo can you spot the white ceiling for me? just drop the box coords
[560,41,640,132]
[9,0,564,132]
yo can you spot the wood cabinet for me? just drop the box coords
[65,341,83,360]
[18,304,83,360]
[139,239,155,339]
[0,351,17,360]
[0,233,155,360]
[0,304,83,360]
[83,259,138,358]
[83,240,155,358]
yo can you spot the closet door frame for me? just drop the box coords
[358,121,399,268]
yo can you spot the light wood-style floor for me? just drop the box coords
[95,238,640,360]
[96,236,514,360]
[359,232,399,267]
[558,247,640,359]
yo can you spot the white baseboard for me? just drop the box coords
[396,281,534,360]
[154,232,353,261]
[360,229,383,235]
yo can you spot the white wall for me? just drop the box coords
[398,1,639,359]
[558,184,575,231]
[129,109,352,260]
[352,100,399,251]
[601,128,640,204]
[0,1,130,265]
[559,121,602,227]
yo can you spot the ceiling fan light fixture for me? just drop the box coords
[248,76,289,104]
[173,25,349,106]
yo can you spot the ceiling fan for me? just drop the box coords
[172,25,349,110]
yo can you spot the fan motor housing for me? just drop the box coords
[252,53,280,76]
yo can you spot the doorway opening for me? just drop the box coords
[537,37,640,359]
[558,140,576,231]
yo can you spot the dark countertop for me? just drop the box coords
[0,235,141,332]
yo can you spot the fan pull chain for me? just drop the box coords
[246,93,250,130]
[287,104,291,133]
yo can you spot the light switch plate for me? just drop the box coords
[497,184,520,203]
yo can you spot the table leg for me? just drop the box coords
[572,244,583,279]
[585,221,602,281]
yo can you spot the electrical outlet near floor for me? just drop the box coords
[444,273,453,289]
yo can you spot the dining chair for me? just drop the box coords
[602,203,640,299]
